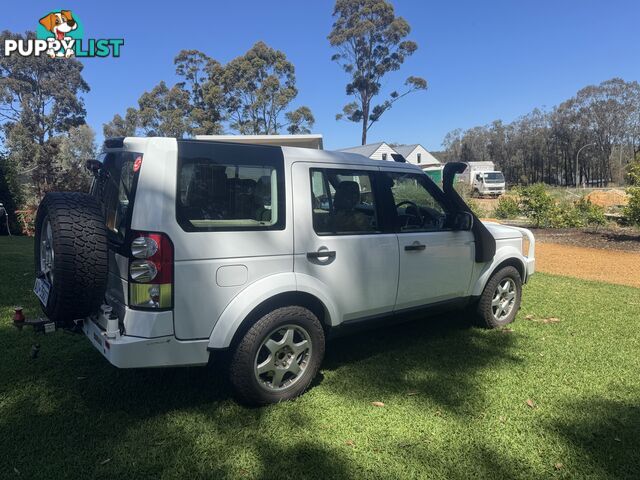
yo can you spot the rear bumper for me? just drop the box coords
[82,316,210,368]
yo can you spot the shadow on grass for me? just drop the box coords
[0,309,521,479]
[548,395,640,479]
[322,310,521,414]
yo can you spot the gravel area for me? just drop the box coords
[535,241,640,288]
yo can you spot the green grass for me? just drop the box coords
[1,236,639,479]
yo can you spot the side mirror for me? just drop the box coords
[451,211,474,230]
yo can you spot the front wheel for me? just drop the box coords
[229,306,325,405]
[475,266,522,328]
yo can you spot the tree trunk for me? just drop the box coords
[361,98,369,145]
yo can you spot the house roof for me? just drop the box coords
[395,144,441,164]
[394,144,419,157]
[337,142,388,157]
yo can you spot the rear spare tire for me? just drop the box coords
[34,192,108,325]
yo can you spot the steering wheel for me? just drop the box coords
[395,200,424,227]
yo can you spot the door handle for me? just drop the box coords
[404,242,426,251]
[307,250,336,259]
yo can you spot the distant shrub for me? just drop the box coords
[519,184,555,227]
[624,187,640,226]
[547,202,582,228]
[494,195,521,219]
[465,197,487,218]
[574,197,606,229]
[16,203,37,236]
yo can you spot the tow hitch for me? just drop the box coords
[11,307,56,334]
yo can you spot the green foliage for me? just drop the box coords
[465,198,487,218]
[104,43,313,138]
[329,0,427,144]
[518,184,555,227]
[223,42,313,135]
[626,158,640,187]
[574,197,606,229]
[494,196,521,219]
[623,187,640,226]
[136,81,192,137]
[0,30,90,202]
[624,156,640,226]
[0,156,21,234]
[515,184,606,229]
[392,179,440,211]
[547,201,583,228]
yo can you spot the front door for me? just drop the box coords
[383,170,475,310]
[292,163,399,323]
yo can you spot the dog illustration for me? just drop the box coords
[39,10,77,58]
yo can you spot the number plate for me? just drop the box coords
[33,277,51,306]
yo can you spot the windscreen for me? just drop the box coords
[484,172,505,183]
[91,151,141,243]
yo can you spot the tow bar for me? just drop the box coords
[11,307,56,334]
[11,307,83,358]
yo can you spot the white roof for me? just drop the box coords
[337,142,389,157]
[194,134,323,150]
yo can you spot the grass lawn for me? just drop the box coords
[1,236,639,479]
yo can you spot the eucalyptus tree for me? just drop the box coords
[328,0,427,145]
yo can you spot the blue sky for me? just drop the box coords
[6,0,640,151]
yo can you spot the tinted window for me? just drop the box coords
[92,151,141,243]
[310,169,379,235]
[176,141,285,232]
[384,172,448,232]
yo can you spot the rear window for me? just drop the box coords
[91,151,141,243]
[176,141,285,232]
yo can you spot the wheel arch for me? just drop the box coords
[207,272,338,350]
[226,291,330,352]
[471,250,526,297]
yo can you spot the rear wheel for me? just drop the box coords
[229,306,325,405]
[475,266,522,328]
[34,192,108,325]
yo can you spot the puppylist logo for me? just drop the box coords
[3,10,124,58]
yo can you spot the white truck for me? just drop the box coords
[460,161,506,197]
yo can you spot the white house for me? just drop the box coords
[337,142,399,161]
[393,144,441,167]
[338,142,441,166]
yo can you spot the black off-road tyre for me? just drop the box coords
[34,192,108,325]
[475,266,522,329]
[229,306,325,406]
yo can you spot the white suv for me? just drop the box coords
[33,137,535,405]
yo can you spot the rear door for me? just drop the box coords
[91,150,142,319]
[292,163,399,323]
[381,169,475,310]
[172,141,293,340]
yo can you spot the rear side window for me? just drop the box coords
[92,151,141,243]
[310,168,379,235]
[176,141,285,232]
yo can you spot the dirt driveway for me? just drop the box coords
[535,242,640,288]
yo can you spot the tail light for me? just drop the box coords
[128,232,173,309]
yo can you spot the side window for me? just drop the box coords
[385,172,448,232]
[310,169,379,235]
[176,141,285,232]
